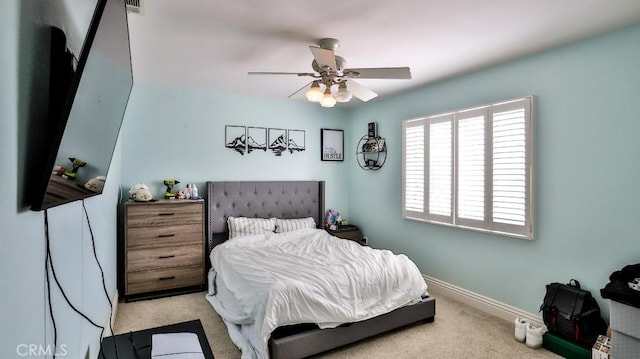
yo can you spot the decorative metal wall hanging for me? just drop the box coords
[287,130,306,154]
[225,125,246,155]
[225,125,305,157]
[247,127,267,153]
[268,128,287,156]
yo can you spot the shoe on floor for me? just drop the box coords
[525,322,546,349]
[514,317,528,343]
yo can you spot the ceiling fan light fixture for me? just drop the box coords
[249,38,409,106]
[334,82,352,103]
[320,88,336,108]
[305,81,323,102]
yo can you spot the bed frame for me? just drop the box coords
[206,181,436,359]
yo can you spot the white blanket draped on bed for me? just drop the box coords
[206,228,428,358]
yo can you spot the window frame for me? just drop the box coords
[402,96,534,240]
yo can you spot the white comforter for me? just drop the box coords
[207,228,427,358]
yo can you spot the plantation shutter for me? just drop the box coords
[491,99,531,236]
[427,114,453,223]
[401,96,533,239]
[456,108,487,226]
[403,120,425,217]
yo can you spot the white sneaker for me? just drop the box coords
[525,322,546,349]
[514,317,528,342]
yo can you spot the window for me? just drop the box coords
[402,96,533,239]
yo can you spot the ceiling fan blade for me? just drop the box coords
[309,46,336,71]
[288,81,313,99]
[346,79,377,102]
[344,67,411,79]
[248,71,316,77]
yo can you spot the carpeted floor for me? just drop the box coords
[113,292,561,358]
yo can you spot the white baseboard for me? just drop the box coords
[424,275,544,326]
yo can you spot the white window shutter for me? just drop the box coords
[456,109,486,224]
[403,121,425,216]
[428,115,453,223]
[401,96,533,239]
[491,98,532,236]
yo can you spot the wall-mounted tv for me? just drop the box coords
[30,0,133,211]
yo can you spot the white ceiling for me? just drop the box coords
[126,0,640,106]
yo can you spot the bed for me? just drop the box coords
[205,181,436,359]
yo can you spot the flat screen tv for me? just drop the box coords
[30,0,133,211]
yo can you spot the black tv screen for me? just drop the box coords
[31,0,133,211]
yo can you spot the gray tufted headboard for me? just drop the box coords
[206,181,325,252]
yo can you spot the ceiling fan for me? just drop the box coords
[248,38,411,107]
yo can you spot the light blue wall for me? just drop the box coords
[119,84,351,214]
[1,0,119,358]
[120,24,640,319]
[347,23,640,317]
[4,6,639,357]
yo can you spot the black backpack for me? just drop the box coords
[540,279,607,347]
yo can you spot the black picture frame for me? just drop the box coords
[287,129,306,153]
[368,122,378,138]
[268,128,287,156]
[321,128,344,161]
[225,125,246,155]
[247,127,267,153]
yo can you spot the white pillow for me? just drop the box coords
[274,217,316,233]
[227,216,276,239]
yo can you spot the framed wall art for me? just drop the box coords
[225,125,306,157]
[225,125,246,155]
[268,128,287,156]
[287,129,306,154]
[321,128,344,161]
[247,127,267,153]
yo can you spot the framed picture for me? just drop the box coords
[247,127,267,153]
[368,122,378,138]
[225,125,246,155]
[268,128,287,156]
[287,129,306,154]
[321,128,344,161]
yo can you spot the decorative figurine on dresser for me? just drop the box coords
[163,178,180,199]
[61,157,86,180]
[122,191,205,301]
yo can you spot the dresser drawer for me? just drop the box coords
[127,244,203,272]
[126,266,203,295]
[126,202,203,227]
[127,223,203,249]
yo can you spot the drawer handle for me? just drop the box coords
[158,255,176,259]
[158,276,176,281]
[158,234,175,238]
[158,213,176,216]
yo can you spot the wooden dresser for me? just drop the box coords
[123,199,205,300]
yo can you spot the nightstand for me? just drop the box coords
[326,224,366,245]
